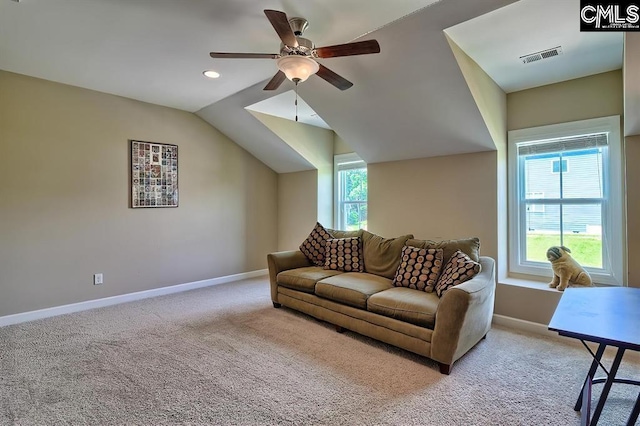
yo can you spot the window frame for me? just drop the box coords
[333,153,367,231]
[507,115,625,286]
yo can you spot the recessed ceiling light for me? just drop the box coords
[203,70,220,79]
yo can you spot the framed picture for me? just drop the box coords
[130,140,178,208]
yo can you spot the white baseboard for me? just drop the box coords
[0,269,268,328]
[493,314,640,363]
[492,314,558,338]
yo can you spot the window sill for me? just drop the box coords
[498,277,560,293]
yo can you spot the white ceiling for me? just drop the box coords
[0,0,439,112]
[446,0,623,93]
[0,0,631,173]
[245,91,330,130]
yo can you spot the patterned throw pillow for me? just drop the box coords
[393,246,443,292]
[299,222,333,266]
[323,237,364,272]
[435,250,481,297]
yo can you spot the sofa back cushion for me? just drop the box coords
[326,228,364,239]
[406,237,480,266]
[362,231,414,279]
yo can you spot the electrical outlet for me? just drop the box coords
[93,273,103,285]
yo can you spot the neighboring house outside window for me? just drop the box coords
[552,159,568,173]
[334,153,367,231]
[508,116,624,286]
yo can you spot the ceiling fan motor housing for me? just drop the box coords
[280,37,314,56]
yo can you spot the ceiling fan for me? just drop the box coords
[210,9,381,91]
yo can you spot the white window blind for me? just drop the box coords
[517,133,608,156]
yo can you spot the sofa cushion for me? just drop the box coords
[326,228,364,239]
[362,231,414,279]
[315,272,393,309]
[299,222,334,266]
[435,250,482,297]
[367,287,440,328]
[393,246,444,292]
[406,237,480,265]
[323,237,364,272]
[277,267,344,293]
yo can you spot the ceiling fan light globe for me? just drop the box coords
[276,56,319,83]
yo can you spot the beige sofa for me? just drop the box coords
[267,230,496,374]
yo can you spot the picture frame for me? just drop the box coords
[130,140,178,208]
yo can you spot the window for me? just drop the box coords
[334,153,367,231]
[508,116,624,286]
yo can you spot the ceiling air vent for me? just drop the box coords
[520,46,563,64]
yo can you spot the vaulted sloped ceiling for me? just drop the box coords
[197,0,517,172]
[197,79,315,173]
[2,0,628,173]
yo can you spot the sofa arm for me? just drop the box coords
[430,256,496,371]
[267,250,312,303]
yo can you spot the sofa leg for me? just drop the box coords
[482,333,488,340]
[272,302,281,308]
[439,363,452,375]
[335,325,345,333]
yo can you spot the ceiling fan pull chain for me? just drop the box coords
[295,81,299,122]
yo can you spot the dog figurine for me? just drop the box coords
[547,246,593,291]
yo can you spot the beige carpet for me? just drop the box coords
[1,277,638,425]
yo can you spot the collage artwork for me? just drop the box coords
[131,140,178,208]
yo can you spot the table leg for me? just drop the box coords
[575,343,606,411]
[627,392,640,426]
[581,376,592,426]
[591,347,626,425]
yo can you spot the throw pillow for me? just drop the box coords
[362,231,414,279]
[406,237,480,265]
[393,246,443,292]
[299,222,333,266]
[324,237,364,272]
[435,250,481,297]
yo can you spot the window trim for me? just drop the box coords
[333,153,367,230]
[507,115,625,286]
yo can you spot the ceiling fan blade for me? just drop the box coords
[316,64,353,90]
[315,40,381,58]
[264,71,286,90]
[264,9,298,48]
[210,52,279,59]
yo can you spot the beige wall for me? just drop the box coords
[368,151,498,261]
[626,135,640,288]
[277,170,318,251]
[333,134,354,155]
[624,33,640,136]
[507,70,623,131]
[250,111,333,225]
[445,34,507,151]
[0,71,278,317]
[446,33,509,279]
